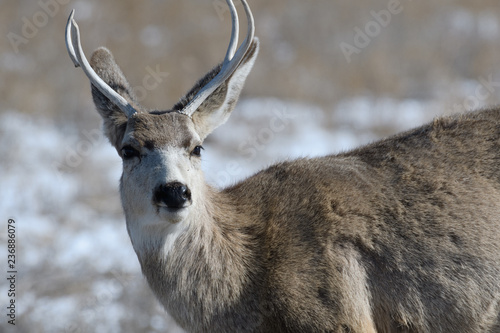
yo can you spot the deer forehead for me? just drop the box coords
[124,112,200,150]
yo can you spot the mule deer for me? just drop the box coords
[65,1,500,332]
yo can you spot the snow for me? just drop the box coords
[334,97,440,132]
[448,9,500,40]
[203,97,440,187]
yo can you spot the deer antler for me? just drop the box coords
[180,0,255,117]
[65,9,137,118]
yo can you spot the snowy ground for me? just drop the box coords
[0,96,455,332]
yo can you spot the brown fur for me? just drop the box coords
[72,7,500,332]
[130,108,500,332]
[214,109,500,332]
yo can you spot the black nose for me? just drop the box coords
[154,182,192,209]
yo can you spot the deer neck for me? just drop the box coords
[125,183,263,330]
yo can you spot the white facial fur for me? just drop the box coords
[118,112,205,256]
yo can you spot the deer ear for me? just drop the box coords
[183,39,259,140]
[89,47,137,150]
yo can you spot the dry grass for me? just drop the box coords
[2,0,500,123]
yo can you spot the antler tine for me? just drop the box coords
[230,0,255,63]
[224,0,239,62]
[65,10,80,67]
[182,0,255,117]
[65,10,137,118]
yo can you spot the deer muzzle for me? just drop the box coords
[153,182,192,210]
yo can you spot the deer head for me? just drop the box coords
[65,1,259,249]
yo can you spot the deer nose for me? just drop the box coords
[154,182,192,209]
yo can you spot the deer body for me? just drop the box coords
[65,1,500,332]
[134,109,500,333]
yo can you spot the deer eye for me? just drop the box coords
[191,145,204,157]
[121,145,140,160]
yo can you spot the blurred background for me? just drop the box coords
[2,0,500,332]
